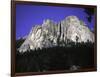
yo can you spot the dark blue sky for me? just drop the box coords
[16,4,95,39]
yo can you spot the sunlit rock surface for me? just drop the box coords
[18,16,94,53]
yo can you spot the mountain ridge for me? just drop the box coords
[18,15,94,53]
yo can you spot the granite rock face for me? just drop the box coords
[18,16,94,53]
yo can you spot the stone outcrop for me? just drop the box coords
[18,16,94,53]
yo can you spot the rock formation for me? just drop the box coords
[18,16,94,53]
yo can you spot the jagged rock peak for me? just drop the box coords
[18,15,94,53]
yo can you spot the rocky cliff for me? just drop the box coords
[18,16,94,53]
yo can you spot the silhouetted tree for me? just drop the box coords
[84,8,94,22]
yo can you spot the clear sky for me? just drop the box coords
[16,4,95,39]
